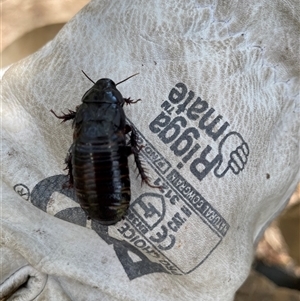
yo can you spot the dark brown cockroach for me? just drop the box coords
[51,71,159,225]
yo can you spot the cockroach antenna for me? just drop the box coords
[116,73,139,86]
[81,70,96,84]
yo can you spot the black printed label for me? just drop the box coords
[149,82,249,181]
[115,124,229,274]
[114,82,249,275]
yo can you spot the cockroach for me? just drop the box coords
[51,71,159,225]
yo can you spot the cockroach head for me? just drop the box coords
[81,70,116,90]
[81,70,139,88]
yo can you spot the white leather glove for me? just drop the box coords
[1,1,299,300]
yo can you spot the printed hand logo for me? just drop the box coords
[214,132,249,178]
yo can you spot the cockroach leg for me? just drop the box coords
[123,97,141,105]
[50,109,77,122]
[129,126,162,189]
[62,150,74,189]
[124,124,132,135]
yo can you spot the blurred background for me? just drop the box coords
[1,0,299,299]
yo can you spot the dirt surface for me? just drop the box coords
[235,270,300,301]
[1,0,89,52]
[235,185,300,299]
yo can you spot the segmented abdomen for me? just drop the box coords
[72,135,130,225]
